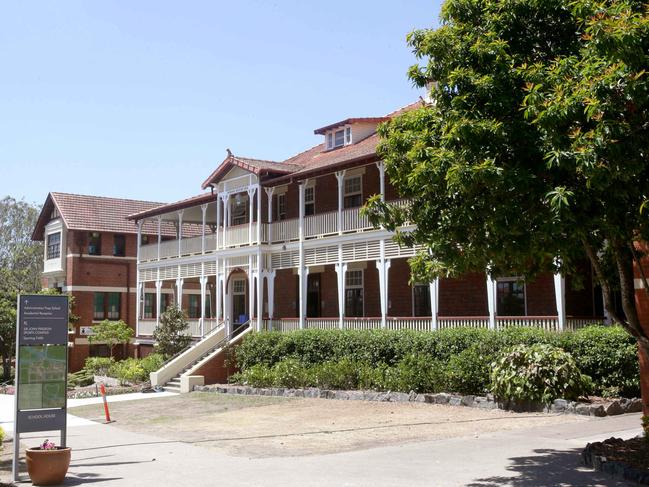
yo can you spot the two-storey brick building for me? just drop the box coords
[31,192,179,371]
[122,102,606,391]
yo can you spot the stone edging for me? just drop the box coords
[193,384,643,416]
[583,440,649,485]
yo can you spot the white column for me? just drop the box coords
[176,278,184,310]
[177,210,184,257]
[429,278,439,330]
[248,255,255,324]
[247,187,256,244]
[157,216,162,261]
[200,274,207,336]
[256,184,262,244]
[221,194,230,248]
[335,245,347,329]
[554,273,566,331]
[298,181,307,329]
[216,193,222,250]
[266,270,276,320]
[155,280,162,328]
[376,260,391,329]
[256,267,263,331]
[376,161,385,202]
[265,187,274,243]
[216,268,222,322]
[335,170,346,234]
[486,273,497,329]
[135,220,143,336]
[223,273,230,335]
[201,204,207,254]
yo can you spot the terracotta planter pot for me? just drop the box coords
[25,447,71,486]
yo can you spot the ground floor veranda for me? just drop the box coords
[135,256,606,339]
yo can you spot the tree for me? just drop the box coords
[153,306,192,358]
[89,320,134,358]
[366,0,649,394]
[0,297,16,381]
[0,197,43,295]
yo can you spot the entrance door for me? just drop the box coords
[232,278,247,324]
[307,274,321,317]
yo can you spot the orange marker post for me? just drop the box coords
[99,383,114,423]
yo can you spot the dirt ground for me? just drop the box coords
[68,392,591,458]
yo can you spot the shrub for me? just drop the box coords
[68,369,94,388]
[154,306,193,358]
[0,425,4,447]
[491,344,593,404]
[140,353,165,375]
[380,354,445,393]
[235,326,639,397]
[272,358,310,388]
[107,355,163,385]
[311,358,361,390]
[238,364,275,388]
[558,325,639,397]
[88,320,134,358]
[444,345,492,394]
[83,357,115,376]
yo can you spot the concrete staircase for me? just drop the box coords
[151,321,251,393]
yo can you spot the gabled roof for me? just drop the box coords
[313,117,389,135]
[201,150,302,189]
[32,192,174,241]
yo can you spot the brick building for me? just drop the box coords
[31,192,177,371]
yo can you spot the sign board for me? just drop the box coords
[79,326,94,336]
[13,294,69,482]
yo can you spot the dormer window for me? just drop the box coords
[326,126,352,150]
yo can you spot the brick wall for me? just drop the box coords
[633,243,649,415]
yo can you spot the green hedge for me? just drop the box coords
[235,326,639,397]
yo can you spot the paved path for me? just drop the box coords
[5,399,643,486]
[0,392,177,433]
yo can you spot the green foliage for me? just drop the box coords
[491,344,593,404]
[0,297,17,380]
[83,357,115,376]
[0,425,4,446]
[107,354,164,385]
[68,369,94,388]
[365,0,649,356]
[89,320,134,358]
[236,327,637,397]
[443,346,492,395]
[154,306,192,358]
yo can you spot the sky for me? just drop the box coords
[0,1,442,206]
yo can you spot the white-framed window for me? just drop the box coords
[496,278,526,316]
[46,232,61,260]
[344,175,363,208]
[334,129,345,147]
[233,279,246,294]
[345,270,364,317]
[327,133,333,149]
[326,127,350,150]
[276,193,286,221]
[304,186,315,216]
[345,126,352,144]
[230,194,248,226]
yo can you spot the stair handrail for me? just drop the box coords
[159,320,225,370]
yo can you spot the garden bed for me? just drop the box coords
[583,437,649,485]
[196,383,643,417]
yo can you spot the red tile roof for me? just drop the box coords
[313,117,389,135]
[127,192,216,221]
[201,150,302,189]
[32,192,176,241]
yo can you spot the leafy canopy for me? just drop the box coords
[366,0,649,348]
[89,319,134,358]
[153,306,192,358]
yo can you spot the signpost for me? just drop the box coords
[13,294,69,482]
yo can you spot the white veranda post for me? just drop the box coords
[335,244,347,329]
[486,274,497,329]
[554,273,566,331]
[429,278,439,330]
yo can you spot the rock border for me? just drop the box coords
[583,439,649,485]
[193,384,643,416]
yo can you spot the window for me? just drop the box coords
[141,235,150,245]
[345,126,352,144]
[232,279,247,324]
[276,194,287,221]
[231,194,248,226]
[344,176,363,208]
[496,279,526,316]
[107,292,120,319]
[46,232,61,260]
[88,232,101,255]
[413,284,431,317]
[304,186,315,216]
[188,295,200,319]
[95,292,120,320]
[144,293,155,319]
[89,344,110,358]
[334,129,345,147]
[160,293,172,313]
[327,133,333,149]
[93,293,105,320]
[113,234,126,257]
[345,270,364,317]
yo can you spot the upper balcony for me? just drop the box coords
[138,199,410,263]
